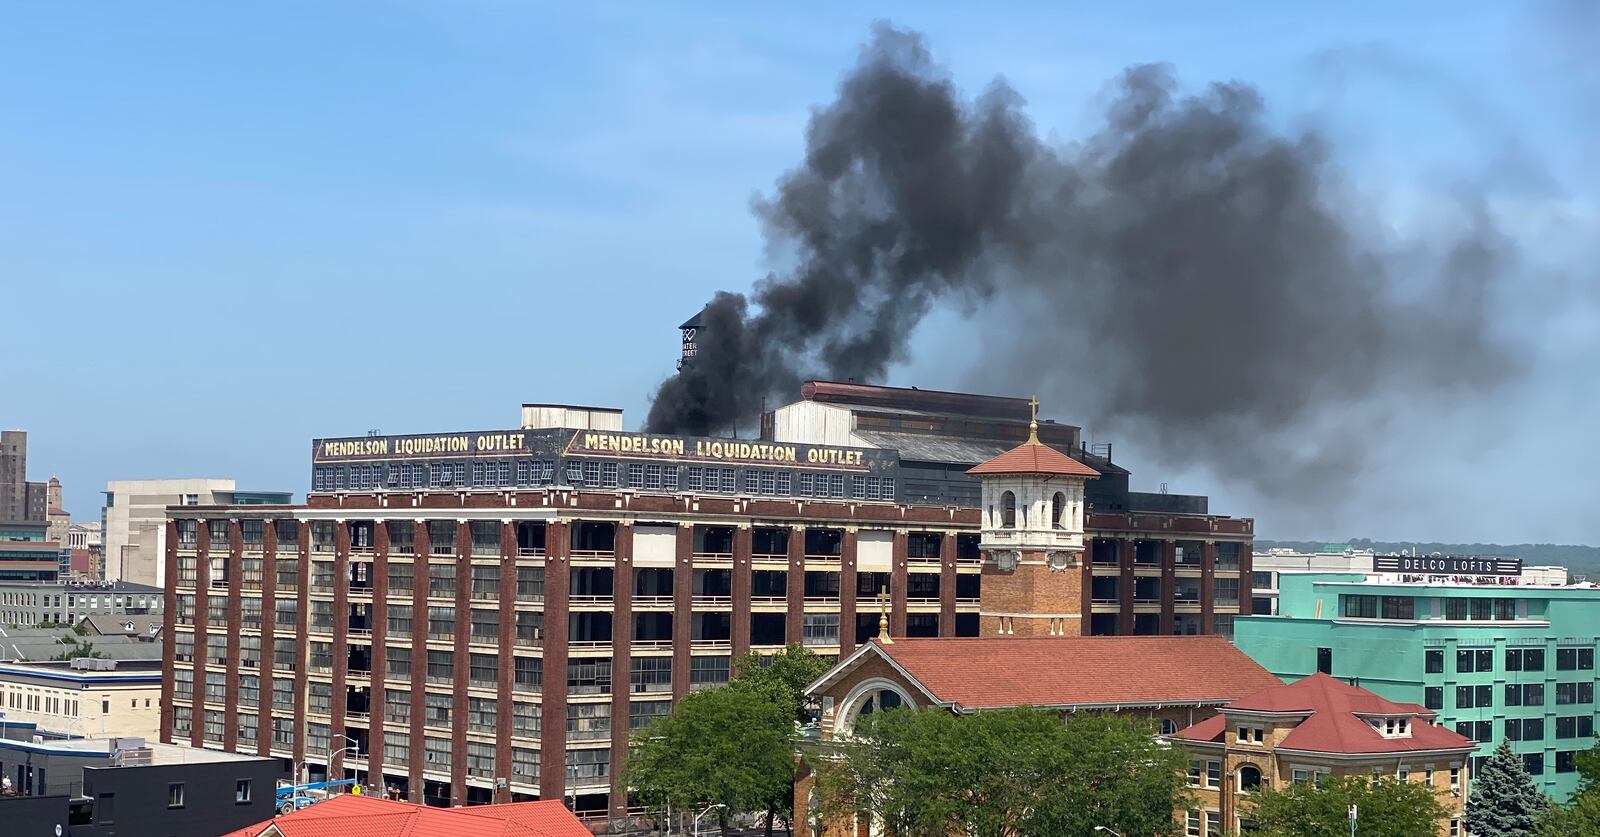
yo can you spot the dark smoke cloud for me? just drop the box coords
[646,23,1526,497]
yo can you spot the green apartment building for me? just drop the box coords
[1234,568,1599,801]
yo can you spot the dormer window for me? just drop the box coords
[1369,716,1412,739]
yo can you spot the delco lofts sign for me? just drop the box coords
[1373,555,1522,576]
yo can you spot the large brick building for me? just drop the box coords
[161,383,1253,816]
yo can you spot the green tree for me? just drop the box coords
[622,680,796,835]
[1536,741,1600,836]
[732,644,832,725]
[814,706,1188,837]
[1247,775,1448,837]
[1467,740,1548,837]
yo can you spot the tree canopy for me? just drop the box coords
[1468,740,1549,837]
[814,706,1189,837]
[1537,740,1600,836]
[621,643,830,834]
[1247,774,1449,837]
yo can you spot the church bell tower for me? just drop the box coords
[967,397,1099,637]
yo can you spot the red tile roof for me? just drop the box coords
[967,442,1099,477]
[823,636,1280,710]
[1173,673,1476,756]
[218,794,591,837]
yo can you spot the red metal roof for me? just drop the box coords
[1173,673,1477,756]
[219,795,591,837]
[850,636,1279,710]
[966,441,1099,477]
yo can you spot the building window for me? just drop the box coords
[1000,491,1016,528]
[1237,765,1262,793]
[802,614,840,647]
[1425,687,1443,710]
[1507,648,1546,672]
[1425,649,1444,673]
[1558,751,1578,774]
[168,783,185,809]
[1206,760,1221,788]
[1525,753,1545,776]
[235,779,252,804]
[1557,682,1595,705]
[1236,726,1264,744]
[1455,685,1494,709]
[1342,595,1377,618]
[1506,684,1545,707]
[1557,648,1596,671]
[1456,648,1493,674]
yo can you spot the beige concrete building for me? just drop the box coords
[0,659,163,739]
[104,479,292,587]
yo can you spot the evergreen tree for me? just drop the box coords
[1466,740,1548,837]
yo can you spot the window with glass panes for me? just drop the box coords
[568,702,611,740]
[513,701,540,738]
[569,659,611,694]
[631,658,671,693]
[422,650,451,684]
[385,689,410,724]
[424,736,451,768]
[690,655,730,688]
[565,749,609,782]
[468,697,497,733]
[386,646,410,680]
[517,567,544,599]
[515,656,541,688]
[513,748,539,782]
[470,609,498,642]
[470,653,498,686]
[631,699,672,730]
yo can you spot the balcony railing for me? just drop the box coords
[632,595,673,607]
[691,595,732,606]
[692,552,732,562]
[570,550,613,561]
[691,638,732,649]
[631,639,673,650]
[517,547,546,558]
[570,595,614,606]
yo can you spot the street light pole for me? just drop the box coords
[340,735,362,792]
[693,803,727,837]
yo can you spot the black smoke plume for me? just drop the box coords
[645,24,1523,495]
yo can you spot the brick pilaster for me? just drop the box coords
[224,519,243,752]
[1118,537,1135,635]
[786,527,805,644]
[839,530,858,655]
[160,520,178,744]
[409,521,428,803]
[330,521,351,779]
[539,520,571,804]
[370,521,390,787]
[495,520,516,804]
[193,519,210,749]
[609,522,634,817]
[1201,540,1217,634]
[258,519,277,759]
[890,531,908,637]
[451,521,470,805]
[1160,539,1176,635]
[731,525,752,657]
[672,525,693,699]
[938,532,956,637]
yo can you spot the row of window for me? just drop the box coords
[310,459,900,501]
[1435,682,1596,710]
[1427,647,1596,675]
[1343,595,1527,622]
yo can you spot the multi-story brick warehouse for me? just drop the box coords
[161,384,1254,815]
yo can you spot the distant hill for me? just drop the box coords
[1255,539,1600,580]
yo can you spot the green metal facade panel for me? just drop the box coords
[1236,579,1600,802]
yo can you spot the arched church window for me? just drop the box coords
[1001,491,1016,528]
[1238,764,1262,792]
[1052,492,1066,529]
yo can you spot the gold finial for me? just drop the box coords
[877,587,893,645]
[1027,394,1041,445]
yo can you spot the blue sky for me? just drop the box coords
[3,2,1595,543]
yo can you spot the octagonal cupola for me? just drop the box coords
[966,397,1099,573]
